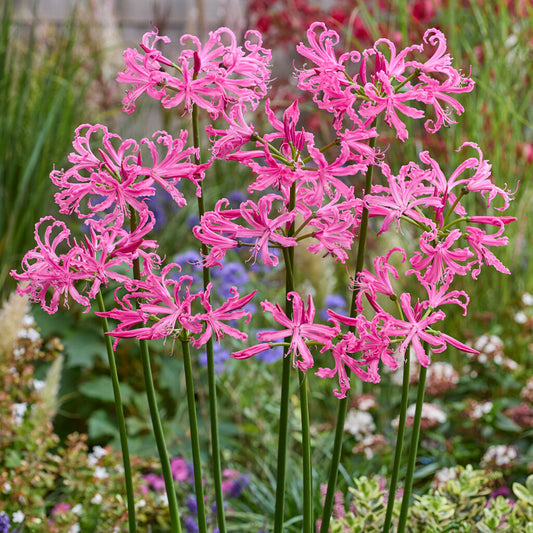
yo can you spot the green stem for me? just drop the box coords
[129,209,181,532]
[299,370,313,533]
[397,361,428,533]
[140,338,182,533]
[382,348,411,533]
[95,291,136,533]
[192,102,227,533]
[320,136,377,533]
[181,336,207,533]
[273,184,297,533]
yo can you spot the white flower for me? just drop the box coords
[514,311,528,324]
[472,334,504,355]
[3,482,11,493]
[13,347,25,359]
[522,293,533,306]
[72,504,83,516]
[135,499,147,508]
[344,409,375,440]
[12,510,25,523]
[481,445,518,468]
[33,379,45,391]
[11,403,27,425]
[405,403,446,424]
[17,327,40,342]
[68,524,81,533]
[88,445,108,466]
[156,493,169,507]
[93,466,109,479]
[22,315,34,327]
[472,401,493,420]
[91,493,103,505]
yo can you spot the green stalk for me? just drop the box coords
[382,348,411,533]
[139,339,182,533]
[320,136,377,533]
[299,370,313,533]
[273,184,297,533]
[181,336,208,533]
[396,360,428,533]
[95,291,136,533]
[129,210,181,532]
[191,102,227,532]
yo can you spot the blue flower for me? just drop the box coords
[320,294,347,321]
[0,512,9,533]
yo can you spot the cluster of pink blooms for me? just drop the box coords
[12,22,515,398]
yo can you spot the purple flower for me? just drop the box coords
[184,515,199,533]
[198,343,230,374]
[320,294,347,321]
[0,512,9,533]
[185,494,198,515]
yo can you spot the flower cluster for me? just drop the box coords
[117,26,271,116]
[190,23,514,398]
[11,21,515,402]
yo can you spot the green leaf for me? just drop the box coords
[79,375,135,404]
[87,409,118,440]
[63,330,106,367]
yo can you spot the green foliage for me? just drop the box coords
[0,0,96,297]
[331,467,533,533]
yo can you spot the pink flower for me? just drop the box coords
[465,225,511,279]
[361,71,424,141]
[10,217,140,314]
[233,292,339,371]
[50,124,153,227]
[364,162,439,235]
[100,264,202,347]
[408,229,473,283]
[192,284,256,348]
[117,26,271,117]
[354,248,406,312]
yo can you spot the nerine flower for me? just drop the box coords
[117,26,272,116]
[232,292,339,371]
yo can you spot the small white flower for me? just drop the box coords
[514,311,528,324]
[135,499,147,509]
[344,409,375,440]
[13,347,25,359]
[68,524,81,533]
[11,403,27,426]
[12,510,25,523]
[33,379,45,391]
[91,493,103,505]
[72,504,83,516]
[93,466,109,479]
[88,445,108,466]
[22,315,34,327]
[156,493,169,507]
[472,401,493,420]
[522,293,533,306]
[17,327,40,342]
[3,482,11,493]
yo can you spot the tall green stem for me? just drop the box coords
[191,102,227,532]
[95,290,136,533]
[129,209,181,532]
[140,339,182,533]
[382,349,411,532]
[397,360,428,533]
[320,136,377,533]
[181,337,207,533]
[299,370,313,533]
[273,184,297,533]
